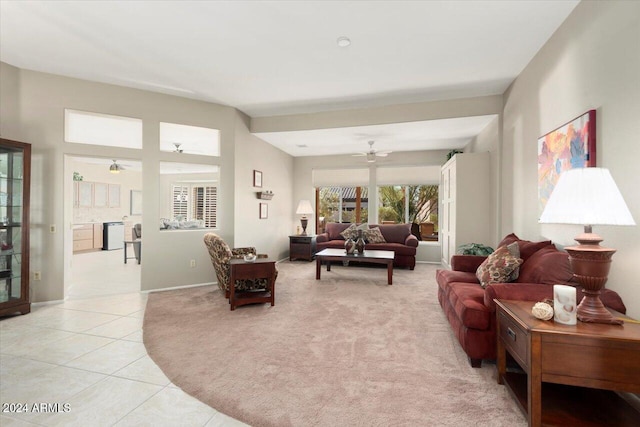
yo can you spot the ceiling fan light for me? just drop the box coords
[109,163,120,174]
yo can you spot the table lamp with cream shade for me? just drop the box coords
[296,199,314,236]
[539,167,635,324]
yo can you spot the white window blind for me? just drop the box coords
[172,185,189,219]
[192,186,217,228]
[312,168,369,187]
[376,165,441,186]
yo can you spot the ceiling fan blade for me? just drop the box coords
[352,153,367,157]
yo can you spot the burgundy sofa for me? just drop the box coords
[436,233,626,368]
[316,222,418,269]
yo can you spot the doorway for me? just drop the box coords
[64,155,143,299]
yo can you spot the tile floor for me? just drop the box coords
[67,249,141,300]
[0,292,247,426]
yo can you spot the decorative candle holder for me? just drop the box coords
[553,284,577,325]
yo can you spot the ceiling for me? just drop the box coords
[1,1,579,156]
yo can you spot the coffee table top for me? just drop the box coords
[316,248,394,260]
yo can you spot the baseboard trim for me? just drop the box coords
[144,282,216,294]
[32,299,65,307]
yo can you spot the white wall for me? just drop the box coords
[234,112,294,260]
[0,66,245,301]
[501,0,640,317]
[466,116,501,246]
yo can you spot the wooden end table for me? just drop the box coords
[495,299,640,427]
[229,258,276,311]
[315,248,394,285]
[289,235,317,261]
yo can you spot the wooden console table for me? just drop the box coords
[495,299,640,427]
[229,258,276,311]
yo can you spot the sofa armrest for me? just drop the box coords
[484,283,553,312]
[451,255,486,273]
[316,233,329,244]
[404,234,419,248]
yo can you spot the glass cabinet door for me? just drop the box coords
[0,139,31,315]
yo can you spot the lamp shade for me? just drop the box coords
[539,168,635,226]
[295,199,314,216]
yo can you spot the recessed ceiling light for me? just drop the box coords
[337,36,351,47]
[296,144,308,148]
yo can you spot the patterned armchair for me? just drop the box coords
[203,233,277,298]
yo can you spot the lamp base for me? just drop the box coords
[566,238,623,325]
[300,217,308,236]
[576,291,623,325]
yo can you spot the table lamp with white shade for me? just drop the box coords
[539,167,635,324]
[296,200,314,236]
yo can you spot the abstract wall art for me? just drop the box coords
[537,109,596,214]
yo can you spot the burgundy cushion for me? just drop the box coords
[365,242,415,256]
[497,233,552,261]
[517,246,573,285]
[325,223,352,240]
[378,223,411,244]
[447,283,491,330]
[436,269,479,288]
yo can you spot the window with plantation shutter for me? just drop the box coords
[172,185,189,220]
[192,185,217,228]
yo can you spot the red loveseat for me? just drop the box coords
[436,233,626,367]
[316,222,418,269]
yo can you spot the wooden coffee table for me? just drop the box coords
[315,248,395,285]
[495,299,640,427]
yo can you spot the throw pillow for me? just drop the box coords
[476,245,523,289]
[517,246,573,285]
[506,241,520,281]
[363,227,386,244]
[497,233,552,262]
[339,224,358,240]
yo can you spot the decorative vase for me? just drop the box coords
[345,237,356,255]
[355,230,366,254]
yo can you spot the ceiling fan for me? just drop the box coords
[109,159,126,174]
[352,141,392,162]
[173,143,184,153]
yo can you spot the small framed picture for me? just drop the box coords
[259,203,268,219]
[253,170,263,188]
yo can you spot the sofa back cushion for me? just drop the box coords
[325,222,352,240]
[377,223,411,244]
[498,233,552,261]
[516,245,573,285]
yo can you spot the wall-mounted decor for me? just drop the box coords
[259,202,268,219]
[130,190,142,215]
[253,170,262,188]
[537,109,596,214]
[256,191,274,200]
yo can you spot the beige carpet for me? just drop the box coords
[143,262,526,427]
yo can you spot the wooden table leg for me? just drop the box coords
[270,267,275,306]
[387,261,393,285]
[497,325,506,385]
[124,242,128,264]
[529,334,542,427]
[316,257,321,280]
[229,268,236,311]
